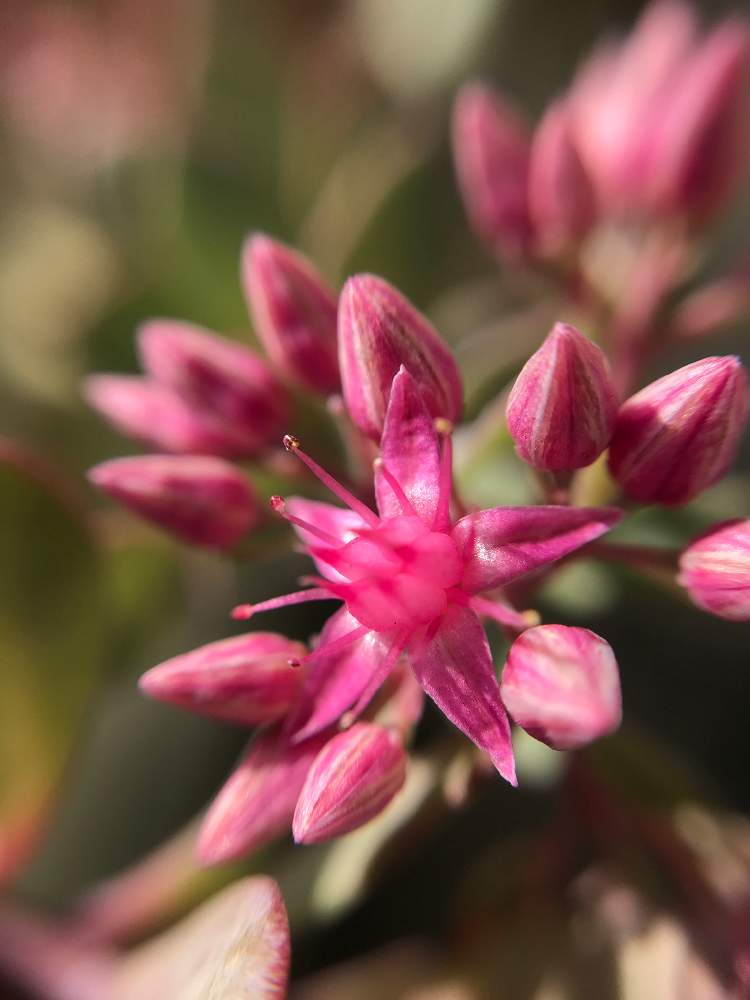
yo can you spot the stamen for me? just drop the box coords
[269,495,343,547]
[296,624,369,667]
[373,457,417,516]
[433,431,453,531]
[231,586,336,620]
[283,434,379,527]
[469,595,540,631]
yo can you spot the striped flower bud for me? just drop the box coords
[501,625,622,751]
[608,356,749,505]
[88,455,260,549]
[528,100,596,256]
[678,519,750,621]
[137,320,289,458]
[451,81,533,260]
[338,274,463,440]
[83,375,245,457]
[646,17,750,223]
[197,727,329,865]
[506,323,617,471]
[139,632,308,725]
[292,722,407,844]
[242,234,340,395]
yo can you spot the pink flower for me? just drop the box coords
[86,322,289,460]
[569,0,750,222]
[137,320,289,457]
[451,81,533,260]
[338,274,463,441]
[500,625,622,750]
[292,722,407,844]
[242,234,340,395]
[88,454,260,549]
[139,632,308,726]
[197,725,330,865]
[678,519,750,621]
[527,100,596,257]
[234,367,623,786]
[608,356,749,505]
[506,323,617,471]
[83,375,250,458]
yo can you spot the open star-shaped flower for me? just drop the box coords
[235,367,622,786]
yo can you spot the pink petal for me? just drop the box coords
[375,367,441,523]
[197,726,328,866]
[409,604,516,784]
[285,608,389,744]
[452,505,623,594]
[284,497,366,582]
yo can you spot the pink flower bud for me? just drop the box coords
[500,625,622,751]
[569,0,699,215]
[241,234,340,395]
[88,455,260,549]
[608,356,749,505]
[452,81,533,259]
[646,17,750,222]
[678,519,750,621]
[338,274,463,440]
[197,727,329,865]
[528,100,596,256]
[137,320,289,458]
[292,722,406,844]
[506,323,617,471]
[139,632,307,725]
[84,375,246,457]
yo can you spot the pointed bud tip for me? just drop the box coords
[507,323,618,471]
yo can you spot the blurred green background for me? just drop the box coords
[1,1,749,995]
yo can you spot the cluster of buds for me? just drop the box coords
[93,236,748,865]
[86,236,339,548]
[84,0,750,872]
[453,0,750,264]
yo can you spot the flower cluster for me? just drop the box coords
[86,0,750,867]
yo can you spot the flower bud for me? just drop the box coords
[197,727,329,865]
[139,632,307,725]
[528,100,596,256]
[338,274,463,440]
[137,320,289,458]
[451,81,533,259]
[646,17,750,222]
[88,455,260,549]
[292,722,406,844]
[608,356,749,505]
[500,625,622,750]
[84,375,245,457]
[506,323,617,471]
[678,519,750,621]
[242,234,340,395]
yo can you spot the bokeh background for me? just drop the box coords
[2,1,749,996]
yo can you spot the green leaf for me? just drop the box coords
[0,444,107,882]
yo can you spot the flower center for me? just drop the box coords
[328,514,462,633]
